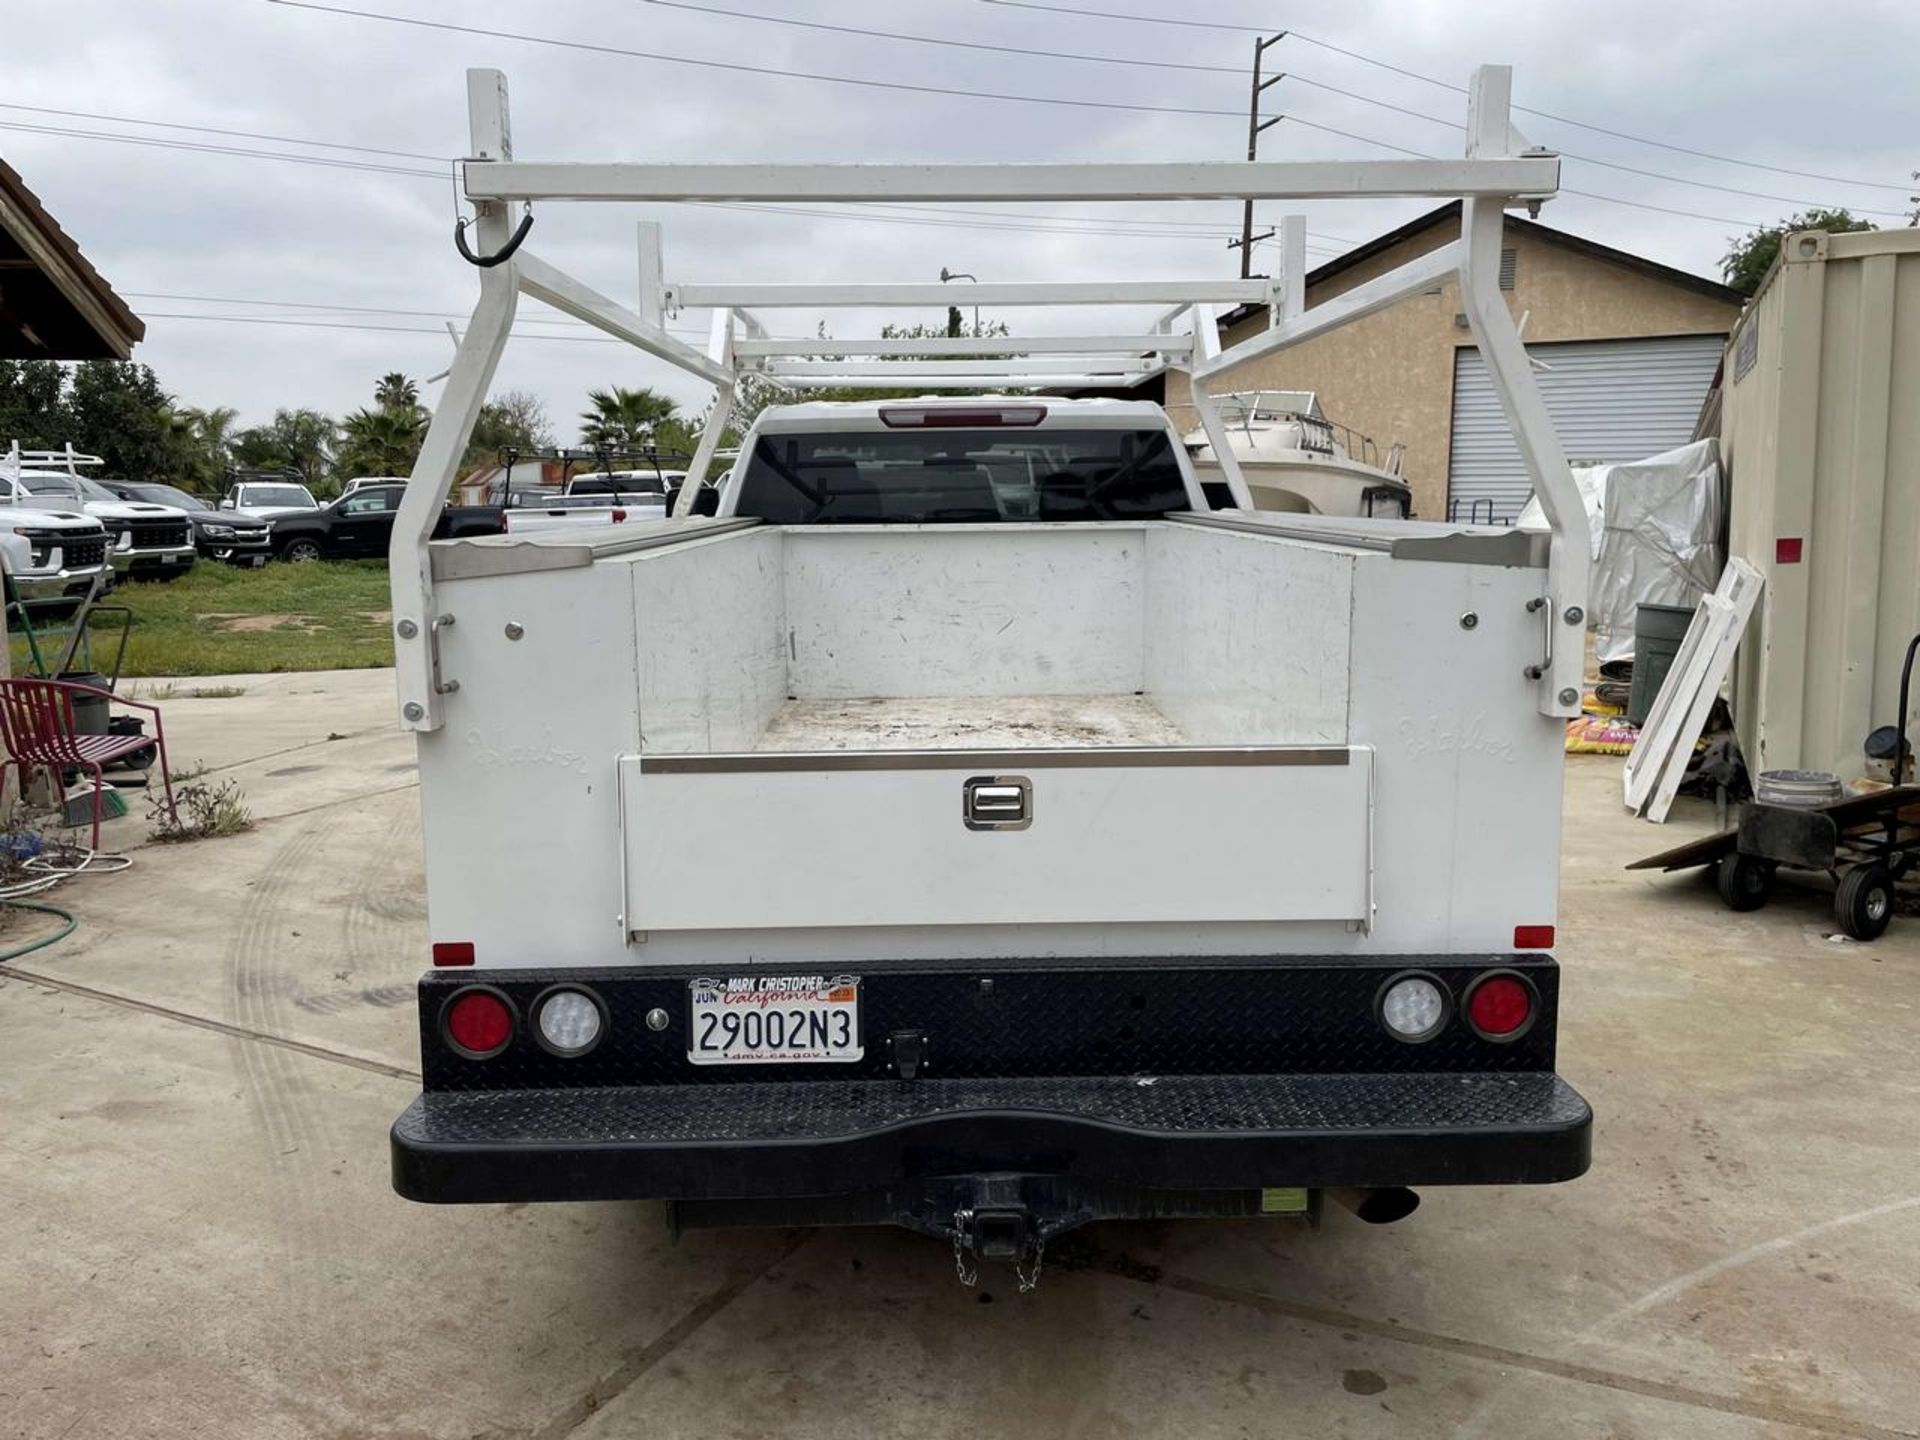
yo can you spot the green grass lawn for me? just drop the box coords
[9,560,396,678]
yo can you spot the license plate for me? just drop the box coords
[687,975,862,1064]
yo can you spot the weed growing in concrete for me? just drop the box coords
[148,778,254,843]
[138,682,249,700]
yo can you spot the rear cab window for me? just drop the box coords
[732,417,1196,524]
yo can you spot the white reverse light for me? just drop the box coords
[536,989,604,1055]
[1379,975,1447,1042]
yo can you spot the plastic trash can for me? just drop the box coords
[55,671,111,734]
[1626,603,1695,727]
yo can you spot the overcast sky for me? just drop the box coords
[5,0,1915,444]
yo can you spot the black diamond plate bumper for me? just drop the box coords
[391,1070,1591,1204]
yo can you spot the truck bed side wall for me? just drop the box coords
[1145,523,1352,744]
[1347,554,1566,951]
[417,564,639,965]
[634,527,787,752]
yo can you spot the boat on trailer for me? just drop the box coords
[1180,390,1415,519]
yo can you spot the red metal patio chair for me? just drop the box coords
[0,678,177,850]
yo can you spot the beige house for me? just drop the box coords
[1163,203,1744,521]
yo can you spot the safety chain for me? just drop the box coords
[1015,1237,1046,1294]
[951,1208,979,1287]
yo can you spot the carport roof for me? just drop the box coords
[0,154,145,360]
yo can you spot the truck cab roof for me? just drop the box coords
[751,395,1173,432]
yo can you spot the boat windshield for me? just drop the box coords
[1217,391,1323,423]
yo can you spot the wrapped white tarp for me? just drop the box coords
[1519,439,1724,664]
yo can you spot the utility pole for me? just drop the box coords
[1233,32,1287,279]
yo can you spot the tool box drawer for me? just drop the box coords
[619,747,1372,932]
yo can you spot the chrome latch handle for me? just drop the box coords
[963,775,1031,831]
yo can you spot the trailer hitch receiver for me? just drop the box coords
[952,1206,1044,1292]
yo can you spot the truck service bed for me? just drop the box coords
[386,64,1595,1279]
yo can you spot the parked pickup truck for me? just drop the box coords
[0,455,115,606]
[390,396,1592,1275]
[500,492,655,534]
[100,480,272,567]
[499,471,724,534]
[3,459,196,580]
[268,482,504,561]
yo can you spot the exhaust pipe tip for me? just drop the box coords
[1327,1186,1421,1225]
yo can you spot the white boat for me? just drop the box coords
[1180,391,1415,519]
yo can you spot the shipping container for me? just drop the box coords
[1721,227,1920,781]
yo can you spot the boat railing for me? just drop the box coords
[1171,395,1407,484]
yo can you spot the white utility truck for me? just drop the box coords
[388,68,1593,1287]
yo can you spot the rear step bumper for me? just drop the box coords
[391,1070,1591,1205]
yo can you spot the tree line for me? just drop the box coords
[0,359,704,499]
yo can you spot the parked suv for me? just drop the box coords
[221,479,319,520]
[100,480,272,567]
[2,463,196,581]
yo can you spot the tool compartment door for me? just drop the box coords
[620,747,1372,932]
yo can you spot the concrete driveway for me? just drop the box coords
[3,669,1916,1439]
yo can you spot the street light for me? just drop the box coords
[939,266,979,337]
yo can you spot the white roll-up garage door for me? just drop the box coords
[1447,335,1725,523]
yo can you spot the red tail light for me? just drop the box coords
[1464,972,1536,1041]
[611,508,627,523]
[442,986,515,1059]
[1512,925,1554,950]
[879,405,1047,428]
[432,941,475,967]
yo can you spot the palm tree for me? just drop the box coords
[579,386,680,449]
[375,373,421,411]
[337,405,426,479]
[183,405,239,454]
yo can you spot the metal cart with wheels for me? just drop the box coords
[1630,632,1920,942]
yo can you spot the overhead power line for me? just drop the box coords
[976,0,1270,33]
[0,101,445,163]
[974,0,1914,193]
[252,1,1780,233]
[258,0,1887,232]
[137,311,641,343]
[123,290,705,336]
[9,31,1794,248]
[6,113,1305,244]
[626,4,1909,218]
[1274,76,1911,218]
[639,0,1240,75]
[4,93,1353,241]
[266,0,1246,120]
[0,119,442,179]
[1233,116,1775,227]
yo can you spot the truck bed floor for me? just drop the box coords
[753,694,1187,751]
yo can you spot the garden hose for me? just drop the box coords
[0,899,77,963]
